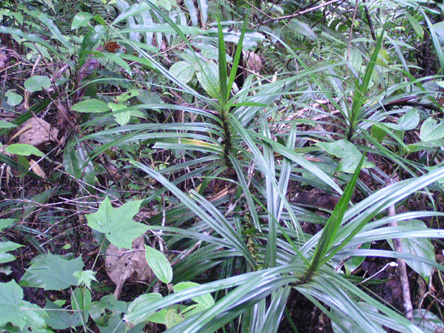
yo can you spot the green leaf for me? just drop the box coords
[169,61,196,84]
[5,144,44,157]
[63,141,82,179]
[0,241,22,264]
[413,309,444,332]
[346,48,363,72]
[0,218,17,231]
[289,19,317,40]
[24,75,51,93]
[420,118,444,142]
[79,26,105,69]
[0,253,16,265]
[145,245,173,284]
[0,280,48,330]
[384,109,420,131]
[86,196,147,249]
[45,300,82,330]
[424,12,444,74]
[388,220,435,283]
[195,61,220,98]
[71,287,92,312]
[371,124,387,142]
[308,156,365,274]
[349,29,385,137]
[20,253,84,290]
[5,90,23,106]
[316,139,374,173]
[108,102,131,126]
[217,18,228,106]
[95,51,132,75]
[113,2,150,24]
[73,270,97,289]
[126,293,166,324]
[0,121,17,129]
[165,309,184,329]
[0,281,26,329]
[27,10,73,51]
[173,281,214,317]
[397,109,420,131]
[405,13,424,39]
[72,12,93,29]
[71,99,110,113]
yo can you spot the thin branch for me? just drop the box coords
[363,0,376,41]
[387,181,414,322]
[253,0,342,29]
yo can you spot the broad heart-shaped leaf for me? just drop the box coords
[420,118,444,142]
[145,245,173,284]
[195,61,220,98]
[108,102,131,126]
[316,139,374,173]
[20,253,84,290]
[126,293,167,324]
[5,144,44,157]
[383,109,419,131]
[169,61,195,84]
[24,75,51,93]
[388,220,435,283]
[86,196,147,249]
[173,281,214,318]
[71,99,111,113]
[5,90,23,106]
[165,308,184,329]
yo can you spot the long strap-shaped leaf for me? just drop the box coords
[306,156,364,277]
[130,161,256,269]
[348,27,385,139]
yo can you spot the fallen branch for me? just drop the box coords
[387,184,414,322]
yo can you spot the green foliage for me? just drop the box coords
[145,245,173,284]
[86,196,147,249]
[20,253,84,290]
[5,144,44,157]
[0,281,48,330]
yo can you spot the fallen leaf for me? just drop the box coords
[18,117,58,147]
[243,51,262,73]
[0,50,9,71]
[105,237,153,299]
[29,159,46,179]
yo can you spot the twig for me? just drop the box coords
[253,0,341,29]
[363,0,376,41]
[387,181,414,322]
[171,239,203,266]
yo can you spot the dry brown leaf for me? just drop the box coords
[0,50,9,71]
[243,51,262,73]
[29,159,46,179]
[18,117,59,147]
[105,236,153,299]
